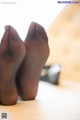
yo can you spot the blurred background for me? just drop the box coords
[46,3,80,85]
[0,0,80,86]
[0,0,64,39]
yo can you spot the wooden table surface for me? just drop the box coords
[0,81,80,120]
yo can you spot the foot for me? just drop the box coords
[0,26,26,105]
[17,22,50,100]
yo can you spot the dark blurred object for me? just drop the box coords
[47,64,61,85]
[40,64,61,85]
[40,65,50,82]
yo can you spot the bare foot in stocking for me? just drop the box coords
[0,26,26,105]
[17,22,49,100]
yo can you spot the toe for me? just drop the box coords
[9,25,21,41]
[1,26,9,45]
[25,22,48,42]
[0,26,9,55]
[25,22,36,41]
[35,22,48,42]
[8,25,26,61]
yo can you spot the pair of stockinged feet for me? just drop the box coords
[0,22,49,105]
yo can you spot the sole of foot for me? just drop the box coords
[17,22,50,100]
[0,26,26,105]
